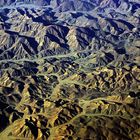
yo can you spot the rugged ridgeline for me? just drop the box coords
[0,0,140,140]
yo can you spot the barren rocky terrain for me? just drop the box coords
[0,0,140,140]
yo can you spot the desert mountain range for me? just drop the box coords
[0,0,140,140]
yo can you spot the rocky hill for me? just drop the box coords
[0,0,140,140]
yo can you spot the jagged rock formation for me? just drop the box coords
[0,0,140,140]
